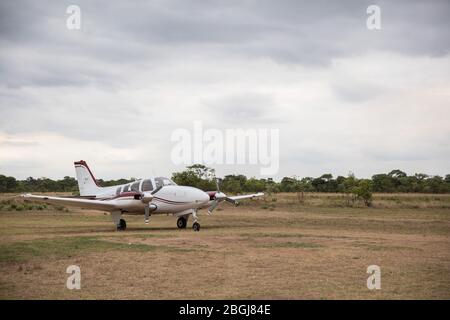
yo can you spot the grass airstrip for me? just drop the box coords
[0,192,449,299]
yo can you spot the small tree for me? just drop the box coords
[343,172,358,206]
[171,164,216,190]
[352,180,373,207]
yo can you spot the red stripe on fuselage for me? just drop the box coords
[153,196,190,204]
[97,193,190,205]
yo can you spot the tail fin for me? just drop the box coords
[74,160,101,196]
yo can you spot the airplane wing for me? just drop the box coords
[21,194,118,212]
[227,192,265,202]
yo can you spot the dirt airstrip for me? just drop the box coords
[0,193,449,299]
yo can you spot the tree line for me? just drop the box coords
[0,176,134,193]
[1,165,449,195]
[172,165,450,194]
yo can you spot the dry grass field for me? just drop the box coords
[0,192,449,299]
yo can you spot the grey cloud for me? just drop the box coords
[365,150,432,162]
[363,140,450,162]
[0,98,150,147]
[0,0,449,178]
[0,140,38,147]
[103,0,450,62]
[203,92,276,124]
[1,0,450,89]
[332,82,392,103]
[0,159,45,174]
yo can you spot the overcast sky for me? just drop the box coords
[0,0,449,180]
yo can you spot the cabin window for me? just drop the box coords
[116,187,121,195]
[123,184,130,192]
[131,181,140,192]
[141,179,153,192]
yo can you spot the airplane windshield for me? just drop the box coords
[155,177,177,188]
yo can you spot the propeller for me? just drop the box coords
[142,186,164,223]
[207,178,237,215]
[208,199,219,213]
[144,204,151,224]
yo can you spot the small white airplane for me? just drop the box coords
[21,160,264,231]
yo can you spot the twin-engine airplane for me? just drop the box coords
[21,161,264,231]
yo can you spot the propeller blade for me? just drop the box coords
[215,178,220,192]
[144,204,150,224]
[208,200,218,215]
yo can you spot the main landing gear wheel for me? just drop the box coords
[192,222,200,232]
[177,217,187,229]
[117,218,127,231]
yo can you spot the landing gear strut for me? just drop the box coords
[177,217,187,229]
[117,218,127,231]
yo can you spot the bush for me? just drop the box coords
[352,180,373,207]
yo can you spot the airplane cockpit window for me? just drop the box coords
[155,177,177,188]
[130,181,140,192]
[141,179,153,192]
[123,184,130,192]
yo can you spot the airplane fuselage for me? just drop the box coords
[99,184,211,215]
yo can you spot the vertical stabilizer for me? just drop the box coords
[74,160,101,196]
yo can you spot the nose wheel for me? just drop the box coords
[117,218,127,231]
[177,217,187,229]
[191,209,200,231]
[192,222,201,232]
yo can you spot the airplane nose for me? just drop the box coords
[198,190,210,204]
[191,189,210,205]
